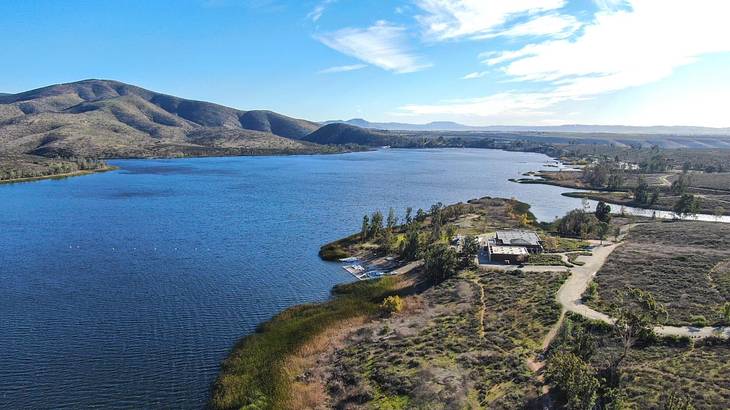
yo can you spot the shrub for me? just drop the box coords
[582,282,598,302]
[380,296,405,315]
[690,315,708,327]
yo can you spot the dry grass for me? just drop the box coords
[284,316,368,410]
[325,268,568,409]
[588,221,730,325]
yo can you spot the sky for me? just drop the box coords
[1,0,730,127]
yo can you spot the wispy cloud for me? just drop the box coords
[307,0,336,22]
[318,64,368,74]
[475,13,581,40]
[401,0,730,120]
[315,21,432,73]
[414,0,568,40]
[461,71,488,80]
[400,92,560,118]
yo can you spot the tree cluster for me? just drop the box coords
[546,289,674,410]
[0,157,107,181]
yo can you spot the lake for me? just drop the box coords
[0,149,592,408]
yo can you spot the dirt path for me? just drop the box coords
[556,239,730,339]
[468,277,487,339]
[527,228,730,380]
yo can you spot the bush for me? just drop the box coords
[690,315,708,327]
[582,282,598,302]
[380,295,405,315]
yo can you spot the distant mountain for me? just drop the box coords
[303,123,404,146]
[326,118,730,136]
[324,118,475,131]
[0,79,324,158]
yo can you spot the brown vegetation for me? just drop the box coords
[589,221,730,326]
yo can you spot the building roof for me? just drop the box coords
[489,245,529,255]
[495,230,541,246]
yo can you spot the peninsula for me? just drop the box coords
[211,195,730,409]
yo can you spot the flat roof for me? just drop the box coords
[496,230,541,246]
[489,245,529,255]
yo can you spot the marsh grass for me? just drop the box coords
[210,276,404,410]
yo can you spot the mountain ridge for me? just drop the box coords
[0,79,325,158]
[325,118,730,136]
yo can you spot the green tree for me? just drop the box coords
[633,177,650,205]
[606,288,667,386]
[404,207,413,225]
[595,201,612,223]
[386,207,397,230]
[360,215,370,241]
[415,208,427,223]
[673,194,700,218]
[430,202,444,225]
[558,209,600,239]
[430,217,442,243]
[369,211,384,239]
[671,173,691,195]
[607,170,626,190]
[545,351,600,410]
[380,227,394,253]
[460,235,479,268]
[445,225,457,242]
[400,227,421,261]
[423,243,458,283]
[649,189,660,206]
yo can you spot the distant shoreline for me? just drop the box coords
[0,166,118,185]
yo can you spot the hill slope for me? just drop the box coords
[303,123,405,146]
[0,79,323,158]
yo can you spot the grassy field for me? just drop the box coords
[588,221,730,326]
[551,315,730,409]
[324,269,568,409]
[209,276,408,410]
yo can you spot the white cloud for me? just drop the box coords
[593,0,628,12]
[476,13,581,40]
[315,21,432,73]
[414,0,567,40]
[461,71,487,79]
[401,0,730,123]
[307,0,336,22]
[400,92,561,118]
[318,64,368,74]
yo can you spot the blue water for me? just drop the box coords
[0,149,586,408]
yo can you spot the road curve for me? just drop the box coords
[556,240,730,339]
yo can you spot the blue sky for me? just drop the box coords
[2,0,729,126]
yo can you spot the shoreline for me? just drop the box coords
[0,166,118,185]
[209,188,730,408]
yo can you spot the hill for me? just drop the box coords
[0,79,324,159]
[302,123,402,146]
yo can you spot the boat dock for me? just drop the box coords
[340,257,423,281]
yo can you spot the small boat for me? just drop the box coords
[339,257,359,263]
